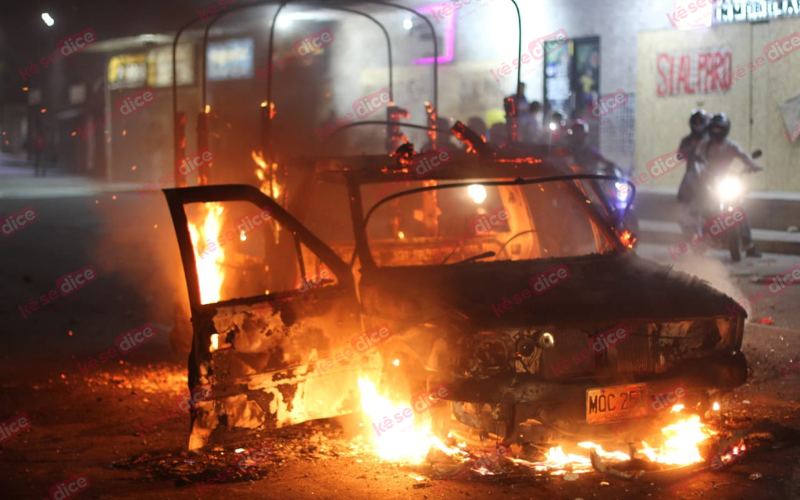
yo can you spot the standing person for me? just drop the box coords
[505,83,529,142]
[677,109,710,244]
[521,101,542,143]
[696,113,764,257]
[33,131,47,177]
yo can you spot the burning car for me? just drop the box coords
[163,149,748,453]
[159,1,748,465]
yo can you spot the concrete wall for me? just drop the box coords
[636,18,800,194]
[323,1,799,192]
[751,17,800,194]
[327,0,678,155]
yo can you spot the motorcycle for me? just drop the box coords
[601,163,640,237]
[693,149,762,262]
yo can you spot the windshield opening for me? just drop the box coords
[361,178,617,267]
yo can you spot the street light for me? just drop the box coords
[41,13,54,27]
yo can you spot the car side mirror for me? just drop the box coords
[752,149,763,159]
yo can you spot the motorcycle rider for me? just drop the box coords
[696,112,764,257]
[544,111,569,145]
[567,119,616,174]
[677,109,709,244]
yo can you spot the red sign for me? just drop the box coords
[657,48,732,96]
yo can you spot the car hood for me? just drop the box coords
[363,253,741,328]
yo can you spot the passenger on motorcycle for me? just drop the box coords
[696,113,764,258]
[677,109,710,244]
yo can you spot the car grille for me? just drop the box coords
[537,324,679,379]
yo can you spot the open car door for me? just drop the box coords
[163,184,381,450]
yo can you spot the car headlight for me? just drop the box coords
[717,177,742,201]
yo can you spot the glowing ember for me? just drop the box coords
[260,100,276,118]
[187,202,226,304]
[619,229,636,249]
[357,377,451,463]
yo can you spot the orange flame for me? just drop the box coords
[637,414,715,465]
[187,202,225,304]
[533,412,716,474]
[357,376,452,463]
[619,229,636,249]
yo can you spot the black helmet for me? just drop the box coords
[708,113,730,142]
[689,109,708,135]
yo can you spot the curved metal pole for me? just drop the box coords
[172,18,202,132]
[172,17,205,188]
[322,120,436,153]
[326,120,437,136]
[317,4,393,98]
[510,0,522,114]
[371,0,437,118]
[265,1,290,145]
[264,0,435,150]
[319,121,440,156]
[201,0,393,111]
[263,1,291,198]
[201,1,282,111]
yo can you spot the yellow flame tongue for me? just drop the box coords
[188,202,225,304]
[638,414,715,465]
[358,377,451,463]
[523,413,717,474]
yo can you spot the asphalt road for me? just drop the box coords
[2,177,800,500]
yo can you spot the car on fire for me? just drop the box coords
[164,147,748,450]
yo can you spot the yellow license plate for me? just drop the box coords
[586,383,648,424]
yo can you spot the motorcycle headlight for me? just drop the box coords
[615,182,630,201]
[717,177,742,201]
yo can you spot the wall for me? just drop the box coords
[636,18,800,193]
[330,0,677,160]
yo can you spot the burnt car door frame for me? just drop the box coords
[162,184,358,414]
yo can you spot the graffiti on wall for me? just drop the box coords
[656,46,732,97]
